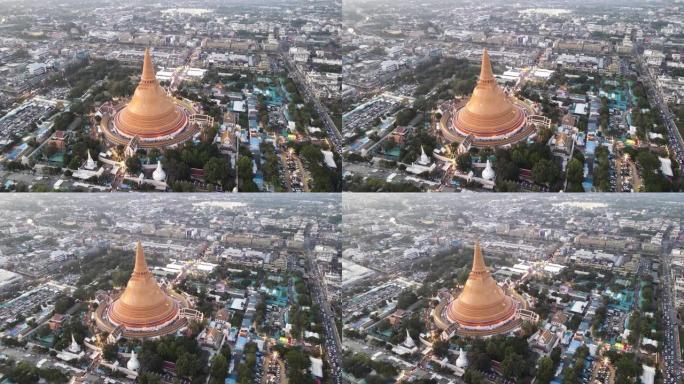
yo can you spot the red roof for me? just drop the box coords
[190,168,204,181]
[394,126,409,135]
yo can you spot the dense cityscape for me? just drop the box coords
[0,194,341,383]
[0,0,342,192]
[2,0,684,383]
[342,0,684,193]
[342,194,684,384]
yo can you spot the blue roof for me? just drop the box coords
[567,340,582,355]
[586,140,597,155]
[6,142,28,160]
[249,137,262,152]
[253,174,264,189]
[235,336,249,351]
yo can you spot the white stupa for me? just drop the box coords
[417,146,431,166]
[403,330,416,348]
[68,334,81,353]
[482,159,495,181]
[406,146,437,175]
[456,347,468,368]
[84,150,97,170]
[152,160,166,181]
[127,350,140,371]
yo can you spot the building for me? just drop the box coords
[433,241,537,337]
[95,241,190,338]
[390,126,410,144]
[99,48,202,149]
[445,240,516,328]
[0,269,22,290]
[439,49,536,148]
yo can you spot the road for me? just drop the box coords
[660,249,684,384]
[637,57,684,167]
[306,250,342,384]
[284,57,342,152]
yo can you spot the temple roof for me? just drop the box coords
[479,48,495,83]
[115,48,187,139]
[141,48,156,82]
[133,241,148,273]
[471,240,487,273]
[452,49,525,137]
[109,241,178,329]
[446,241,516,327]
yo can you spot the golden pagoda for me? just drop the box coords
[445,240,516,328]
[113,48,188,139]
[439,49,535,148]
[108,241,179,330]
[452,49,526,138]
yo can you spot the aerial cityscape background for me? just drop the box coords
[0,0,342,192]
[342,193,684,384]
[0,194,341,383]
[1,0,684,383]
[342,0,684,193]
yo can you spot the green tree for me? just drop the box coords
[397,291,418,309]
[138,372,161,384]
[432,340,450,358]
[395,108,417,126]
[125,155,142,175]
[566,158,583,185]
[102,343,118,362]
[501,352,525,379]
[175,352,200,378]
[7,361,39,384]
[204,157,230,186]
[53,295,75,314]
[536,356,555,384]
[209,353,229,383]
[463,368,485,384]
[532,158,560,185]
[68,156,82,170]
[237,156,258,192]
[456,153,472,172]
[148,148,161,163]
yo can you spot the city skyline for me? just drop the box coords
[0,193,342,383]
[342,193,683,384]
[0,0,683,383]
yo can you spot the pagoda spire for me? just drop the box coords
[141,48,156,82]
[478,48,495,84]
[133,241,149,274]
[471,240,488,274]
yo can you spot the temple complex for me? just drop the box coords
[95,241,193,339]
[439,49,537,148]
[98,48,210,149]
[432,241,538,338]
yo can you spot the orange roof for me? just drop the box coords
[453,49,526,138]
[115,48,187,139]
[109,241,179,329]
[446,240,516,327]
